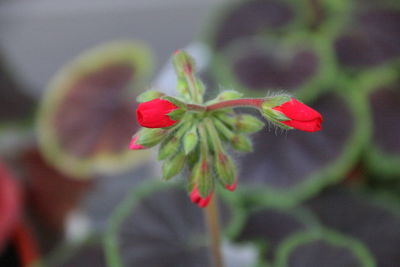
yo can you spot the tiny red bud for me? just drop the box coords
[190,185,213,208]
[272,98,322,132]
[129,136,146,150]
[225,180,237,192]
[136,98,179,128]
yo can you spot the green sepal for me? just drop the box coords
[161,96,187,110]
[261,107,290,122]
[183,126,199,155]
[167,108,186,121]
[192,159,214,198]
[136,128,167,147]
[158,136,179,160]
[215,152,236,186]
[235,114,265,133]
[231,135,253,152]
[136,90,165,102]
[262,94,292,108]
[162,150,186,180]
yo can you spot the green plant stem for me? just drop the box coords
[203,194,224,267]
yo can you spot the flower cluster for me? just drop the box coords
[130,50,322,208]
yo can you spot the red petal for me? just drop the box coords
[136,98,178,128]
[226,180,237,192]
[190,185,213,208]
[280,118,322,132]
[273,98,322,122]
[128,136,146,150]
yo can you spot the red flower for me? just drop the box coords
[272,98,322,132]
[136,98,178,128]
[128,136,146,150]
[190,185,213,208]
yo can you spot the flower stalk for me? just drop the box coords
[203,195,224,267]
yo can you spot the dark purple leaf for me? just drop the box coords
[108,184,233,267]
[37,43,153,177]
[307,188,400,267]
[236,207,317,261]
[211,0,295,50]
[237,92,361,203]
[335,8,400,68]
[369,85,400,155]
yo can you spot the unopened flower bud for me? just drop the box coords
[136,98,180,128]
[235,114,265,133]
[215,152,236,186]
[173,50,195,77]
[136,128,167,147]
[162,151,185,180]
[158,136,179,160]
[261,96,322,132]
[225,179,237,192]
[183,126,199,155]
[231,135,253,152]
[191,159,213,198]
[190,185,213,208]
[136,90,165,103]
[129,136,146,150]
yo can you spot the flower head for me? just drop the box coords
[136,98,179,128]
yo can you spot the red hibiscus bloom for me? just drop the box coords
[272,98,322,132]
[190,185,213,208]
[136,98,178,128]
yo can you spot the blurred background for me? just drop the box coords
[0,0,400,266]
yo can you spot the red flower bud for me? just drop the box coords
[225,180,237,192]
[136,98,178,128]
[190,185,213,208]
[272,98,322,132]
[128,136,146,150]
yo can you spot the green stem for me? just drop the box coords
[203,194,224,267]
[204,118,225,152]
[184,72,203,104]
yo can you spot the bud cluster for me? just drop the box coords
[129,50,323,207]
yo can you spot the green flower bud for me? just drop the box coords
[158,136,179,160]
[215,152,236,186]
[231,135,253,152]
[136,90,165,102]
[176,77,190,99]
[191,159,213,198]
[162,150,186,180]
[172,50,195,77]
[183,126,199,155]
[235,114,265,133]
[136,128,167,147]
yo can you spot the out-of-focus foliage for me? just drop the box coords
[1,0,400,266]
